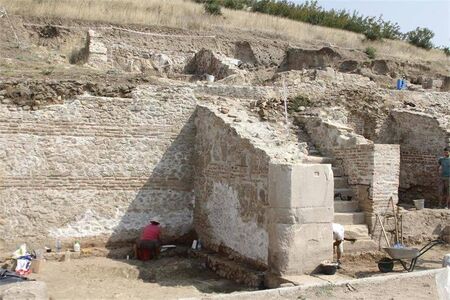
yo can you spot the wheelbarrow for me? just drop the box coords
[378,239,444,273]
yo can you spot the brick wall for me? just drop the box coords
[0,86,197,252]
[379,110,450,206]
[334,144,400,216]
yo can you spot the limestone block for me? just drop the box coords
[268,207,333,225]
[86,29,108,67]
[268,163,333,209]
[268,223,332,275]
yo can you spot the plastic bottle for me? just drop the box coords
[73,241,81,252]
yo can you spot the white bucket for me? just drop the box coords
[443,254,450,267]
[191,240,198,250]
[206,74,215,83]
[413,199,425,210]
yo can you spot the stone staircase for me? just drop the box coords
[305,148,376,253]
[332,163,377,252]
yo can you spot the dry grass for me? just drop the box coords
[0,0,447,62]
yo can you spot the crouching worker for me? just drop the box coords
[332,223,344,268]
[134,219,161,261]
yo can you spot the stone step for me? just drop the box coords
[332,166,344,177]
[303,156,334,164]
[334,212,365,225]
[334,200,359,213]
[344,238,378,253]
[343,224,370,240]
[334,177,349,189]
[334,188,354,201]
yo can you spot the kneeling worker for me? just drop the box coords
[135,219,161,260]
[332,223,344,267]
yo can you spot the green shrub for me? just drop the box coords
[442,46,450,57]
[222,0,245,10]
[405,27,434,50]
[364,18,383,41]
[364,46,376,59]
[192,0,435,50]
[204,0,222,15]
[288,94,312,113]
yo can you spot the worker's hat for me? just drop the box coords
[150,218,161,225]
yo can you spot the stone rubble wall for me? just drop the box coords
[0,86,197,252]
[302,115,370,157]
[379,110,450,205]
[194,105,271,266]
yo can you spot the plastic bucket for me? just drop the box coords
[413,199,425,210]
[206,74,215,83]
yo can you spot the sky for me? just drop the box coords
[292,0,449,47]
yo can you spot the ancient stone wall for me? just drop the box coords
[194,105,270,266]
[0,86,197,252]
[334,144,400,218]
[194,104,333,274]
[302,116,370,157]
[379,110,449,205]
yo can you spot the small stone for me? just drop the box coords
[234,118,242,122]
[1,98,11,104]
[219,107,229,114]
[23,105,30,110]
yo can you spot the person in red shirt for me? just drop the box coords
[134,220,161,260]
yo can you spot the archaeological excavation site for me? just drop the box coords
[0,1,449,299]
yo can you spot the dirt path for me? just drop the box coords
[291,274,439,300]
[30,256,252,300]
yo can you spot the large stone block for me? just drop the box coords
[268,207,333,225]
[268,164,333,209]
[268,223,332,275]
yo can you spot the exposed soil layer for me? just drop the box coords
[30,256,253,300]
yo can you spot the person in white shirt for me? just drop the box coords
[333,223,345,267]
